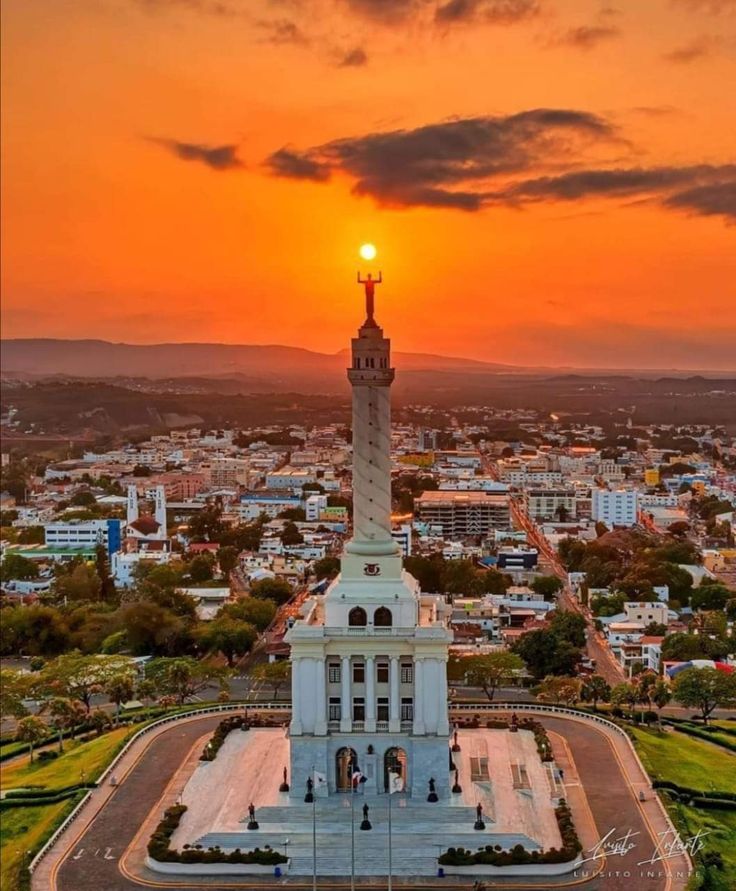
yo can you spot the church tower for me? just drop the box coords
[286,272,452,799]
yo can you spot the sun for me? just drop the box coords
[359,243,377,261]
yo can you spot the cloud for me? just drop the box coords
[133,0,241,15]
[664,180,736,221]
[265,109,618,209]
[344,0,421,23]
[663,37,713,63]
[259,18,309,44]
[264,111,735,223]
[267,147,331,181]
[338,47,369,66]
[149,138,244,170]
[434,0,539,25]
[672,0,736,13]
[554,25,621,50]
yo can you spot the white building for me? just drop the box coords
[305,493,328,522]
[591,489,638,527]
[286,281,452,798]
[44,518,123,555]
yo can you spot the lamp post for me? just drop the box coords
[283,838,290,860]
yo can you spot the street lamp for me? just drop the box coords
[283,838,290,860]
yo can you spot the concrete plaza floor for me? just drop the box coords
[171,727,562,876]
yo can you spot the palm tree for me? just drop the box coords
[581,675,611,712]
[651,680,672,731]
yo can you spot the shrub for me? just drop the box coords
[147,804,287,865]
[37,750,59,762]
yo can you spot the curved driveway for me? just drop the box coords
[38,712,689,891]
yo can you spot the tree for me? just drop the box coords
[217,546,240,577]
[548,611,587,649]
[145,657,220,706]
[580,675,611,711]
[250,577,293,605]
[105,673,136,724]
[187,554,215,583]
[672,667,736,724]
[136,678,157,709]
[95,545,117,602]
[16,716,48,763]
[46,697,86,751]
[40,653,135,713]
[220,597,277,632]
[187,506,224,542]
[0,669,31,720]
[89,709,112,736]
[197,617,257,667]
[650,679,672,730]
[535,676,582,706]
[643,622,667,636]
[312,556,340,581]
[511,630,581,680]
[463,652,524,701]
[54,563,102,602]
[530,575,563,601]
[661,632,730,662]
[690,582,731,613]
[479,568,510,595]
[70,490,96,507]
[280,522,304,546]
[611,682,644,720]
[251,660,291,700]
[0,605,71,656]
[121,601,193,656]
[0,553,39,582]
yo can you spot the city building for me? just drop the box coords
[591,489,638,527]
[414,490,511,538]
[44,518,123,556]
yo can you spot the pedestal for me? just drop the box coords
[247,820,259,830]
[360,820,372,831]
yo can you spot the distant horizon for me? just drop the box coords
[2,335,735,376]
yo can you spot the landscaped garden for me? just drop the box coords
[631,726,736,890]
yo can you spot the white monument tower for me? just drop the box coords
[286,267,452,799]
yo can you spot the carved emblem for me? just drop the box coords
[363,563,381,576]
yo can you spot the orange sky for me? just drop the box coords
[2,0,735,370]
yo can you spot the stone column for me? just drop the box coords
[365,656,376,731]
[437,657,450,736]
[389,655,400,732]
[413,658,425,735]
[290,657,302,735]
[315,658,327,735]
[340,655,352,732]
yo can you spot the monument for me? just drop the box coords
[286,270,453,798]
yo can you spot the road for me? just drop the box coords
[44,710,688,891]
[508,496,625,687]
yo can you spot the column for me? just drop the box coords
[315,658,327,736]
[340,655,352,732]
[438,657,450,735]
[413,658,425,735]
[290,657,303,735]
[365,656,376,732]
[389,656,400,732]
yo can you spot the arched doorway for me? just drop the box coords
[384,747,407,793]
[374,606,392,627]
[336,747,359,791]
[348,606,367,626]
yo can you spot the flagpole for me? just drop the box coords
[350,760,355,891]
[388,787,393,891]
[311,764,317,891]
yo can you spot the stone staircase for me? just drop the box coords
[195,796,539,876]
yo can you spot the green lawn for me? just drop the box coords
[0,797,81,891]
[0,727,130,791]
[665,802,736,891]
[630,727,736,793]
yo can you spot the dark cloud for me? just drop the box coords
[134,0,240,15]
[344,0,421,23]
[663,37,712,63]
[664,180,736,221]
[265,109,617,209]
[435,0,539,25]
[259,18,309,44]
[555,25,621,49]
[267,148,331,181]
[264,112,735,224]
[149,138,243,170]
[338,47,369,66]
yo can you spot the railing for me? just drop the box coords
[352,721,365,731]
[376,721,389,732]
[323,626,416,636]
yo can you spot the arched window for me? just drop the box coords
[348,606,367,626]
[374,606,392,627]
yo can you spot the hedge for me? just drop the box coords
[439,800,581,867]
[4,782,96,799]
[200,715,248,762]
[0,790,85,809]
[665,722,736,753]
[147,804,287,865]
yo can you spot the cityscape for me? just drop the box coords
[2,2,736,891]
